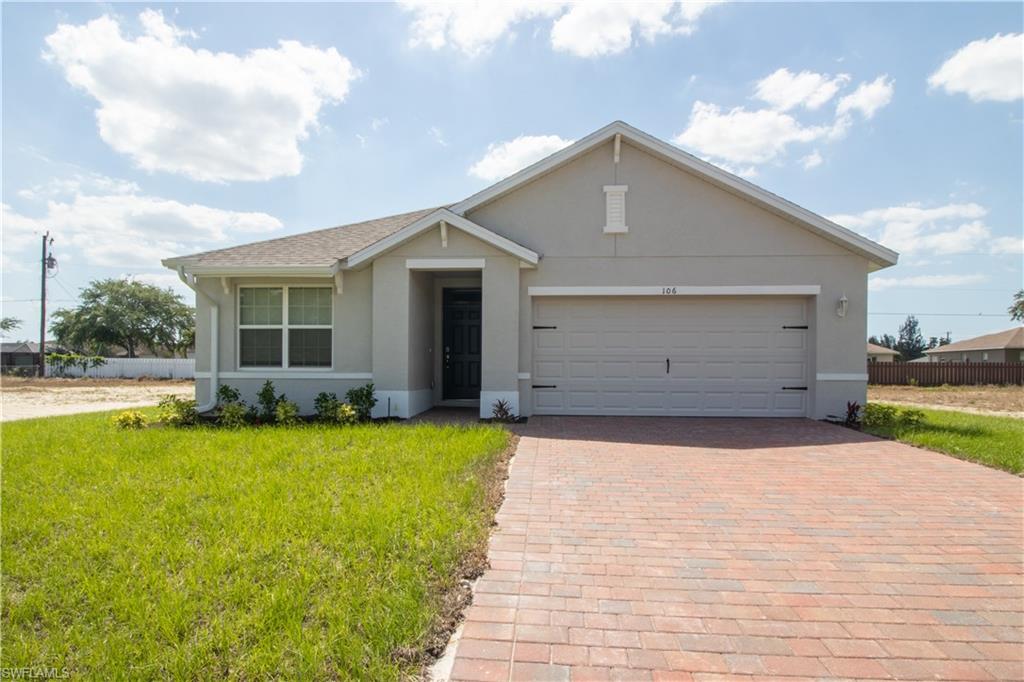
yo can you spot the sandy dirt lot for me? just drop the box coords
[868,384,1023,418]
[0,378,194,422]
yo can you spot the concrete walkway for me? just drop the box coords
[446,417,1023,681]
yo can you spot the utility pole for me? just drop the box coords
[38,232,54,377]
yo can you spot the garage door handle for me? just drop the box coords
[532,325,557,330]
[532,384,557,389]
[782,386,808,390]
[782,325,808,329]
[666,357,670,374]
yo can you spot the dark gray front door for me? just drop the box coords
[443,288,481,400]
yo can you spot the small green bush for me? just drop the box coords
[899,408,925,428]
[217,384,242,405]
[491,399,517,423]
[865,403,928,430]
[219,402,248,428]
[111,410,147,430]
[335,403,358,425]
[314,392,340,422]
[345,383,377,422]
[275,399,300,426]
[257,380,279,422]
[158,395,199,427]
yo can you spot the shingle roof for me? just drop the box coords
[867,342,898,355]
[925,327,1024,354]
[164,207,440,269]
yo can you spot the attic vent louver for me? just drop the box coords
[603,185,628,234]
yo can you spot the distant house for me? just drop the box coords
[0,341,64,372]
[924,326,1024,363]
[867,342,899,363]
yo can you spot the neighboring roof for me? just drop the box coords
[0,342,31,353]
[925,327,1024,354]
[164,120,899,273]
[163,207,440,273]
[452,121,899,271]
[867,342,899,355]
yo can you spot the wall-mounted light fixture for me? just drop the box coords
[836,294,849,318]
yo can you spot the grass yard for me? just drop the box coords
[1,411,510,679]
[864,403,1024,475]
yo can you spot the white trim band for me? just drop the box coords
[406,258,485,270]
[196,371,372,380]
[528,285,821,297]
[816,373,869,381]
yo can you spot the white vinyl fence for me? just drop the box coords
[47,358,195,379]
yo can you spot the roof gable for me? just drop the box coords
[451,121,898,270]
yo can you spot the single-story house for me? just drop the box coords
[924,326,1024,363]
[1,342,38,370]
[163,121,898,419]
[867,342,899,363]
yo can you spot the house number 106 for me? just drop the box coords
[661,287,677,294]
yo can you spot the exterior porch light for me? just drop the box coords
[836,294,849,318]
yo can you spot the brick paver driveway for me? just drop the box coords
[446,418,1023,681]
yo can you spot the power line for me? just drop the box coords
[869,312,1007,317]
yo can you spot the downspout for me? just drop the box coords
[177,266,219,413]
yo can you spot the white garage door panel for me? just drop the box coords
[532,297,809,416]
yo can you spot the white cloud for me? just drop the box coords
[44,10,360,182]
[836,75,895,120]
[1,188,281,271]
[869,274,987,292]
[754,68,850,111]
[928,33,1023,102]
[428,126,448,147]
[16,172,140,202]
[800,150,823,169]
[550,2,716,58]
[469,134,575,182]
[829,202,1020,256]
[674,102,831,165]
[400,1,717,58]
[675,70,894,168]
[370,116,389,132]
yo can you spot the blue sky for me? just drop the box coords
[2,2,1022,344]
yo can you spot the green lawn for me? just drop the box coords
[863,404,1024,475]
[1,412,510,679]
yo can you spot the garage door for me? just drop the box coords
[531,297,809,416]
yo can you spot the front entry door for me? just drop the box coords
[443,288,482,400]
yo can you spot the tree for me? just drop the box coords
[50,279,194,358]
[895,315,927,361]
[869,333,897,349]
[1010,289,1024,322]
[0,317,21,333]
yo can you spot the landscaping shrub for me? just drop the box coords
[216,384,241,405]
[274,399,300,426]
[111,410,147,430]
[256,380,279,422]
[345,383,377,421]
[335,403,358,425]
[491,399,517,423]
[219,402,248,428]
[864,403,927,429]
[157,395,199,426]
[314,392,340,422]
[843,400,861,428]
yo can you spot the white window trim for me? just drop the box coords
[237,284,333,371]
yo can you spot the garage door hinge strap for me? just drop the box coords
[782,325,808,329]
[532,384,557,389]
[532,325,557,330]
[782,386,808,390]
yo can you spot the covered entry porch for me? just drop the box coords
[356,210,538,419]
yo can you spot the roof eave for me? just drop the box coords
[164,261,341,278]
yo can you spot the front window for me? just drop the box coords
[238,286,332,368]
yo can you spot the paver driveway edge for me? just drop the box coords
[445,417,1024,681]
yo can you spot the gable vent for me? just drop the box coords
[603,185,628,234]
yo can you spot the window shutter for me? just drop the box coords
[603,185,628,234]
